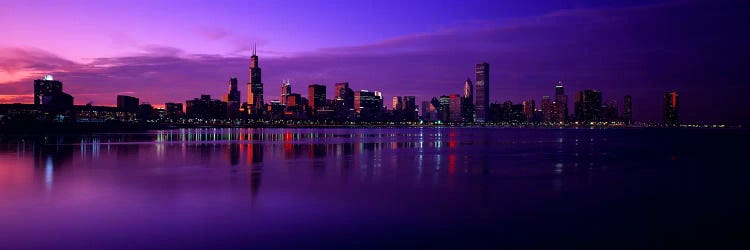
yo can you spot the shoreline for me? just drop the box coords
[0,121,740,136]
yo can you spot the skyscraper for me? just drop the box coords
[439,95,451,122]
[34,75,62,105]
[463,78,473,104]
[522,100,535,122]
[623,95,633,125]
[223,77,241,118]
[308,84,326,113]
[334,82,348,100]
[574,89,602,123]
[33,75,73,110]
[402,96,417,121]
[392,96,403,110]
[334,82,354,110]
[462,78,475,122]
[449,94,463,122]
[541,96,552,122]
[664,91,679,126]
[247,45,264,114]
[354,90,383,121]
[420,100,431,121]
[603,99,618,122]
[280,80,292,106]
[474,63,490,122]
[554,83,568,123]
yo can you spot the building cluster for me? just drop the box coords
[0,48,683,126]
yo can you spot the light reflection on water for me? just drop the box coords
[0,128,746,249]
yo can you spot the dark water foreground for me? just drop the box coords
[0,128,747,249]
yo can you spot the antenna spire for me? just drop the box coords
[252,43,256,56]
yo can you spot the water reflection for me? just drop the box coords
[0,128,738,249]
[0,128,661,190]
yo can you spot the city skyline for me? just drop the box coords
[1,0,748,124]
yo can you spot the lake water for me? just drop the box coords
[1,128,747,249]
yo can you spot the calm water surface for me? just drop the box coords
[1,128,747,249]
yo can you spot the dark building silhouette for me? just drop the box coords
[334,82,355,115]
[165,102,184,120]
[223,77,241,119]
[522,100,535,122]
[247,45,264,115]
[284,93,304,117]
[541,96,552,122]
[33,75,73,111]
[449,94,462,122]
[554,83,568,123]
[439,95,450,122]
[402,96,417,121]
[186,95,228,120]
[267,100,284,119]
[623,95,633,124]
[33,75,62,105]
[602,99,618,122]
[355,90,383,121]
[664,91,679,126]
[137,103,153,121]
[117,95,139,113]
[474,63,490,122]
[392,96,403,110]
[574,89,602,123]
[334,82,348,100]
[462,78,475,122]
[308,84,326,115]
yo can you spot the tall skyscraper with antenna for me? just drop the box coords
[247,44,264,114]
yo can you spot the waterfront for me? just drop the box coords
[0,128,747,249]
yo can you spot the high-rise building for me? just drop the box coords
[541,96,552,122]
[223,77,241,118]
[402,96,417,121]
[280,80,292,106]
[664,91,679,126]
[463,78,474,104]
[554,83,568,123]
[462,78,475,122]
[522,100,535,122]
[392,96,403,110]
[334,82,348,100]
[427,97,440,121]
[333,82,354,110]
[574,89,602,123]
[354,90,383,121]
[247,45,264,114]
[623,95,633,125]
[602,99,618,122]
[34,75,63,105]
[117,95,139,113]
[308,84,326,113]
[474,63,490,122]
[33,74,73,111]
[420,100,432,121]
[449,94,463,122]
[439,95,451,122]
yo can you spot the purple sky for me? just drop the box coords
[0,0,748,124]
